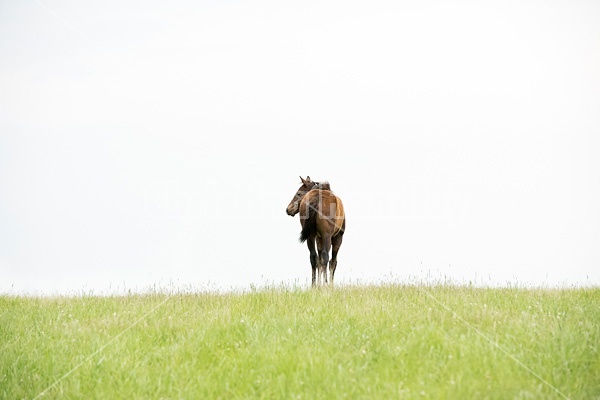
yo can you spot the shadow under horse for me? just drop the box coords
[286,176,345,286]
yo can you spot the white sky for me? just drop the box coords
[1,0,599,294]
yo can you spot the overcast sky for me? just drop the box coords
[1,0,599,294]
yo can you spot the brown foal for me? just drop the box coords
[286,176,345,286]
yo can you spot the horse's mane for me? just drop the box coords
[314,181,331,191]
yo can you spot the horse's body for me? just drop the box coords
[286,176,345,286]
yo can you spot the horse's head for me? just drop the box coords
[286,176,318,216]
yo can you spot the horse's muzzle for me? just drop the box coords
[286,201,299,216]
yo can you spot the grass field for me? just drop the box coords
[1,284,598,399]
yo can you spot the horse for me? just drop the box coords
[286,176,345,286]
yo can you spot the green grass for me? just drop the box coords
[1,285,599,399]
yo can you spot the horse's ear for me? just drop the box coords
[300,176,312,185]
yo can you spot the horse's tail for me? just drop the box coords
[299,195,318,243]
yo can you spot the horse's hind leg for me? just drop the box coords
[319,235,331,286]
[306,236,318,287]
[329,234,343,286]
[315,236,322,286]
